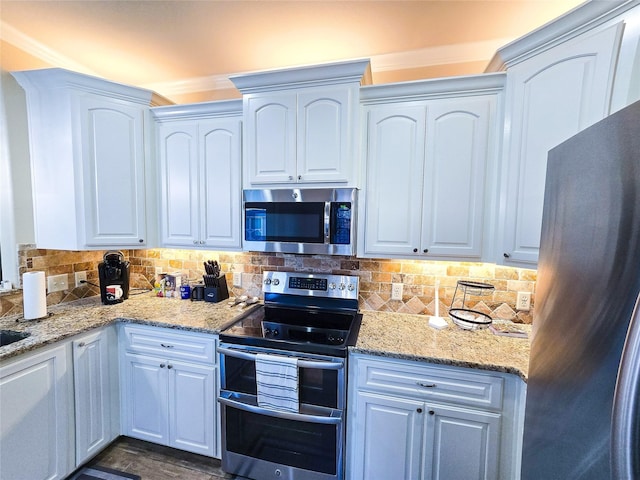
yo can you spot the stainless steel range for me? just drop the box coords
[218,271,361,480]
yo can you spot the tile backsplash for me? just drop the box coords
[1,245,536,323]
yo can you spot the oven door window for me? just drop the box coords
[244,202,325,243]
[223,355,339,408]
[225,406,338,475]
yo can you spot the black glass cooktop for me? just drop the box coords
[219,305,362,357]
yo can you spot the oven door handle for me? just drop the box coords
[218,395,342,425]
[217,346,344,370]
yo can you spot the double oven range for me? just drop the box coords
[218,271,362,480]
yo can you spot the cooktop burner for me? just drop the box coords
[219,271,362,357]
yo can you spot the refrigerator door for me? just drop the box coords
[612,292,640,479]
[521,99,640,479]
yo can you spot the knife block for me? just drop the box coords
[204,276,229,303]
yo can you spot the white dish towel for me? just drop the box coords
[255,353,300,413]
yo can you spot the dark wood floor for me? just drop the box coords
[79,437,238,480]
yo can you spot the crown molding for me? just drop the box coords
[371,37,514,72]
[486,0,639,71]
[0,21,98,76]
[2,18,511,98]
[359,72,506,104]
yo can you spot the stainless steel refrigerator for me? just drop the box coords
[521,99,640,479]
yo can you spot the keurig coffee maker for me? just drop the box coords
[98,250,130,305]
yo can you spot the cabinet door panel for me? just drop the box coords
[123,353,169,443]
[352,392,424,480]
[0,345,72,480]
[297,88,350,183]
[501,24,623,265]
[424,405,501,480]
[168,360,216,456]
[73,329,115,465]
[246,96,297,184]
[159,124,200,246]
[80,97,146,246]
[364,105,426,255]
[201,119,242,249]
[423,98,491,259]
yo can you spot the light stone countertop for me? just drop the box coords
[355,310,531,381]
[0,292,252,362]
[1,294,531,382]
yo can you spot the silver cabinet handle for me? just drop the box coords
[417,382,437,388]
[78,342,86,347]
[160,363,166,368]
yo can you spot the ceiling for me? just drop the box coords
[0,0,585,102]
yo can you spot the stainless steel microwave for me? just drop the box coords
[242,188,357,256]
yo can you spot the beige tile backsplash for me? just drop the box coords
[1,245,536,323]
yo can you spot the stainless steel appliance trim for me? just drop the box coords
[262,270,359,301]
[243,187,356,203]
[611,292,640,479]
[217,345,344,370]
[242,187,357,256]
[219,391,343,425]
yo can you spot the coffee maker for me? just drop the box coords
[98,250,130,305]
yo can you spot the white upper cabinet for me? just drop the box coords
[360,75,503,260]
[12,68,170,250]
[244,93,297,184]
[231,59,371,188]
[153,101,243,250]
[488,2,637,267]
[362,104,426,257]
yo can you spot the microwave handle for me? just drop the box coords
[218,394,342,425]
[217,346,344,371]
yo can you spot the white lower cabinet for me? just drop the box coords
[120,324,218,458]
[347,354,525,480]
[0,343,74,480]
[73,326,120,466]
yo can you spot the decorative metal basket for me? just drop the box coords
[449,280,494,330]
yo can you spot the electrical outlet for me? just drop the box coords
[47,274,69,293]
[391,283,403,301]
[516,291,531,311]
[233,272,242,288]
[74,271,87,288]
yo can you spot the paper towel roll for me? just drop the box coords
[23,271,47,320]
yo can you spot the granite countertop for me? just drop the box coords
[0,292,251,362]
[1,294,531,381]
[355,310,531,381]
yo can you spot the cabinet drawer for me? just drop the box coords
[121,325,216,364]
[354,356,504,410]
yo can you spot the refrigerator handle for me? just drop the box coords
[612,291,640,479]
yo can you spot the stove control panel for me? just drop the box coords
[263,271,358,300]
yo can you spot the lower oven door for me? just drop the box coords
[219,391,344,480]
